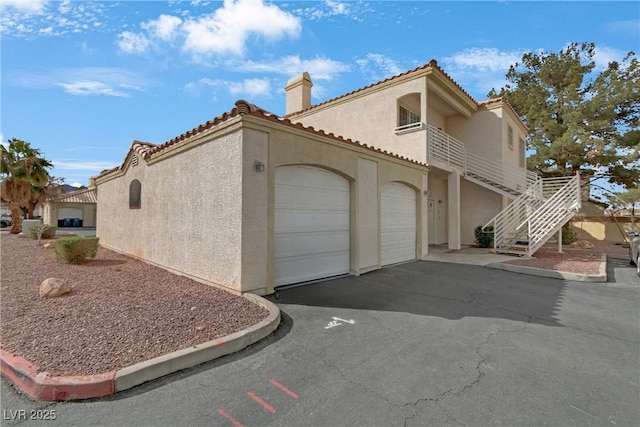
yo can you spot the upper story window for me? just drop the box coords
[519,138,526,168]
[131,154,139,167]
[129,179,141,209]
[507,126,514,150]
[398,105,421,128]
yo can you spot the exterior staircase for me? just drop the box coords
[427,124,582,257]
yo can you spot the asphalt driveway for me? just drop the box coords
[2,259,639,426]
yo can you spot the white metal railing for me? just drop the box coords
[483,191,542,251]
[394,121,425,133]
[427,124,465,169]
[426,123,581,257]
[427,124,540,198]
[516,173,582,256]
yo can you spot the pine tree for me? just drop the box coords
[489,42,639,189]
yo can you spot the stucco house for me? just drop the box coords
[42,185,97,228]
[96,60,581,295]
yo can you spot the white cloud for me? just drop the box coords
[443,48,524,72]
[182,0,301,58]
[53,160,121,171]
[440,48,526,100]
[355,53,403,80]
[0,0,48,14]
[293,0,355,22]
[117,31,150,54]
[236,55,350,80]
[58,0,70,14]
[141,14,182,41]
[593,45,628,70]
[56,81,129,97]
[70,182,83,188]
[9,67,147,97]
[1,0,108,38]
[189,77,272,97]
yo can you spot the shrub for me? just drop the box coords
[29,224,57,240]
[562,227,577,245]
[54,237,100,264]
[474,225,494,248]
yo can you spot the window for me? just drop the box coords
[507,126,514,150]
[129,180,141,209]
[519,138,526,168]
[131,155,139,167]
[398,105,421,128]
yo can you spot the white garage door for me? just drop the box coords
[381,182,416,266]
[274,165,350,287]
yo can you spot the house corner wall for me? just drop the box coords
[356,157,379,273]
[241,128,269,294]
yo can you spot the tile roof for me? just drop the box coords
[97,100,428,180]
[285,59,478,118]
[49,187,97,204]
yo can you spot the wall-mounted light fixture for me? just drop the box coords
[254,161,265,173]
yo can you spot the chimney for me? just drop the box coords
[284,72,312,115]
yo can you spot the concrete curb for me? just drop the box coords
[486,254,608,282]
[0,293,280,401]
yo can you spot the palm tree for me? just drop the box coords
[1,138,53,234]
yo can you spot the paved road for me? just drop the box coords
[2,259,639,426]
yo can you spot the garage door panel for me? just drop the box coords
[274,251,350,286]
[274,231,350,258]
[381,182,416,266]
[275,165,350,287]
[275,210,349,233]
[276,185,349,210]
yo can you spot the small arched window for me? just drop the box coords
[129,179,141,209]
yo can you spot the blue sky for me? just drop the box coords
[1,0,638,188]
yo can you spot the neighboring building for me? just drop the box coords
[571,199,638,242]
[42,186,97,228]
[96,60,582,295]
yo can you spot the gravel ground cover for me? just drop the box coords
[0,234,268,376]
[503,238,630,274]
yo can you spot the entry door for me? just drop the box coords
[428,199,436,244]
[381,182,417,266]
[274,165,350,287]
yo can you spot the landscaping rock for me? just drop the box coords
[43,242,54,249]
[39,278,71,298]
[570,240,595,249]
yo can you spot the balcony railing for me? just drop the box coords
[427,124,540,198]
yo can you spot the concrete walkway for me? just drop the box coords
[424,244,609,282]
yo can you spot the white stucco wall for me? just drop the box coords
[459,180,503,245]
[357,157,379,273]
[97,129,244,292]
[290,77,429,163]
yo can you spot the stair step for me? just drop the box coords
[494,248,528,256]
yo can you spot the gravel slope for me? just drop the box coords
[0,234,268,376]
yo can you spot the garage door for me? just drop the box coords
[274,165,350,287]
[381,182,416,266]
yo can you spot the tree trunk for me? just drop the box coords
[10,202,22,234]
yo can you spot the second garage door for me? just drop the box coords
[381,182,416,266]
[274,165,350,287]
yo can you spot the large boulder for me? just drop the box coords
[39,278,71,298]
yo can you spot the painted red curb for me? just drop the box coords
[0,348,116,401]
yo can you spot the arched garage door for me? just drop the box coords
[274,165,350,287]
[381,182,416,266]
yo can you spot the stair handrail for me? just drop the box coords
[516,173,581,256]
[483,192,541,251]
